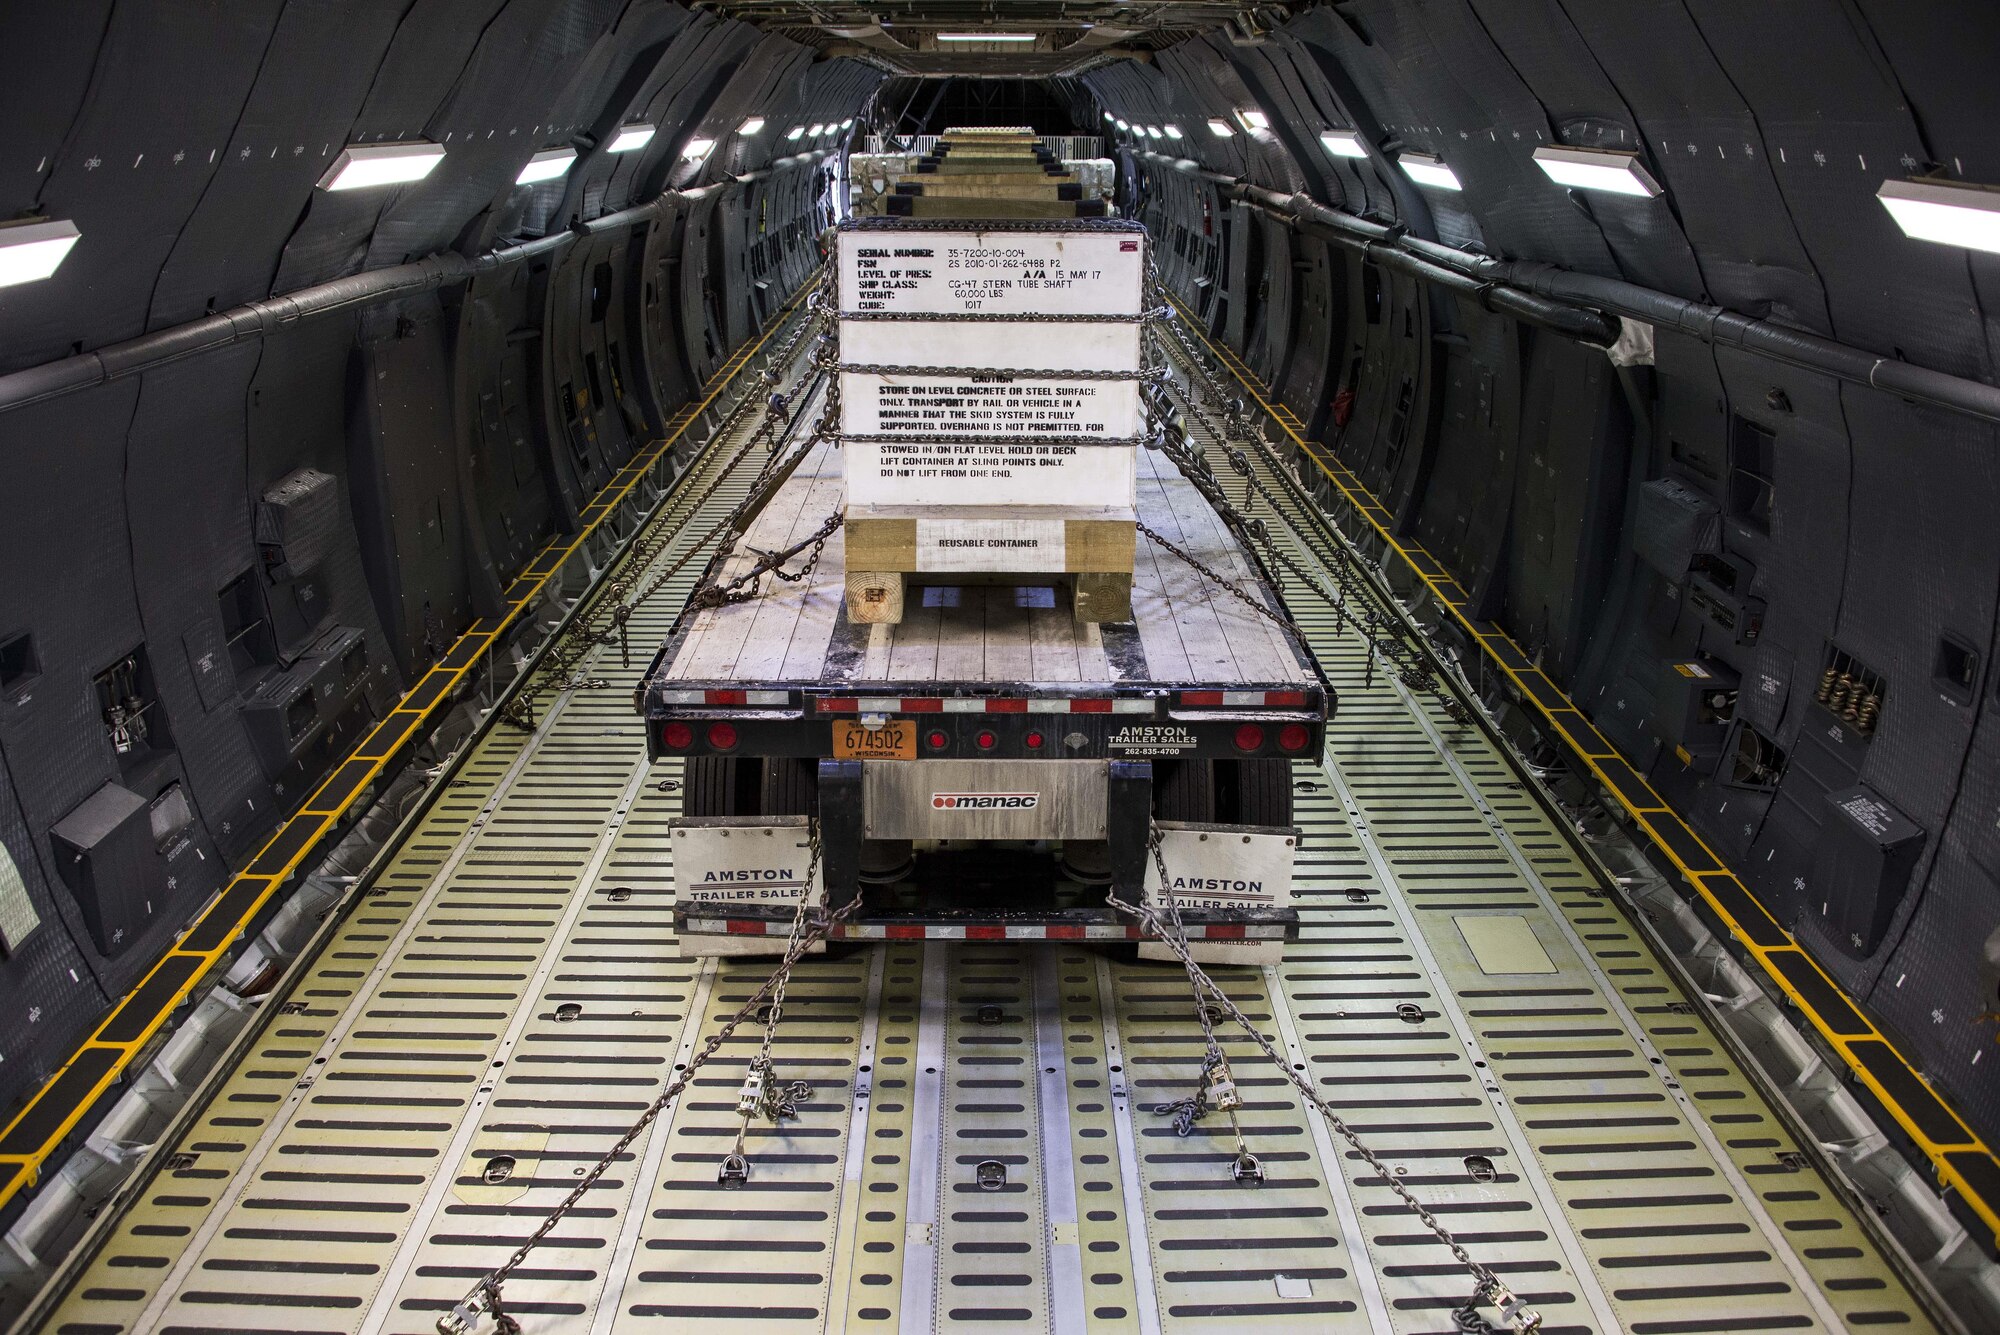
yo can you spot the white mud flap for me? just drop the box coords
[671,816,828,958]
[1140,821,1298,966]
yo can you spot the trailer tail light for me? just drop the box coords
[707,722,739,750]
[1024,730,1045,750]
[975,730,998,751]
[662,722,693,751]
[927,729,949,750]
[1233,724,1265,753]
[1278,723,1311,753]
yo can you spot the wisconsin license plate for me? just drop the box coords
[833,720,915,760]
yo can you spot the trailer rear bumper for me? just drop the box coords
[675,902,1298,961]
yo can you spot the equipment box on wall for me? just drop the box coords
[1812,784,1924,958]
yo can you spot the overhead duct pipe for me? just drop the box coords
[1141,151,2000,429]
[0,151,838,417]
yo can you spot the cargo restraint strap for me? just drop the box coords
[1160,287,2000,1247]
[0,273,826,1213]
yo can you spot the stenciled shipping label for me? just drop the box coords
[839,229,1144,316]
[840,373,1141,440]
[845,437,1135,509]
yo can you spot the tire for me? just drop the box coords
[683,756,749,817]
[1153,759,1216,823]
[1217,758,1294,829]
[759,758,818,816]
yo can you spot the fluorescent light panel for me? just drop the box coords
[1145,126,1162,139]
[1164,124,1183,139]
[683,137,715,159]
[0,219,79,287]
[514,147,575,185]
[1878,178,2000,254]
[738,117,766,135]
[607,123,655,153]
[319,141,445,191]
[1320,128,1368,159]
[1207,119,1235,138]
[937,31,1035,41]
[786,125,806,140]
[1236,108,1269,132]
[1399,151,1461,191]
[1532,144,1660,197]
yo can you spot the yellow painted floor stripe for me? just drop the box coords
[0,275,823,1210]
[1166,291,2000,1245]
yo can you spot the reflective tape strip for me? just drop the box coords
[681,918,1285,941]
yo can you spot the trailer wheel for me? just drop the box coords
[1153,759,1215,823]
[1218,758,1294,829]
[759,758,818,816]
[683,757,754,817]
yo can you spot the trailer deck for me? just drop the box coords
[661,435,1314,691]
[35,291,1951,1335]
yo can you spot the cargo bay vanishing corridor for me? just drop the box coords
[39,290,1936,1335]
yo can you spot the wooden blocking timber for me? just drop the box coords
[1073,572,1132,624]
[845,570,905,625]
[1064,518,1136,574]
[846,506,1135,578]
[843,506,1136,624]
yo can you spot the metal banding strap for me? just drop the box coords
[839,431,1150,447]
[838,361,1159,381]
[838,308,1168,323]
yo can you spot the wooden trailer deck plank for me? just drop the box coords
[662,431,1309,689]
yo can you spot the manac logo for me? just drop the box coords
[931,792,1039,810]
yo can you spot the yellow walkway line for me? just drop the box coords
[1168,291,2000,1245]
[0,277,819,1209]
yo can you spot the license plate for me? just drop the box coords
[833,720,915,760]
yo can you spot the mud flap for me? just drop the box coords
[1138,820,1299,966]
[670,815,828,958]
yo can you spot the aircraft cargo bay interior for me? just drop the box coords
[0,5,1996,1333]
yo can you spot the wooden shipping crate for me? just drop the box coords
[845,504,1137,626]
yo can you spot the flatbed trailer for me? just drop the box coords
[640,423,1331,955]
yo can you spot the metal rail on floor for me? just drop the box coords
[1161,290,2000,1248]
[0,282,821,1215]
[32,263,1950,1335]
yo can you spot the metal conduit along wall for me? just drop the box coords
[1084,3,2000,1245]
[1139,151,2000,429]
[0,152,837,418]
[0,0,885,1220]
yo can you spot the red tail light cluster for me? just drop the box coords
[1278,723,1311,753]
[1233,724,1265,753]
[661,722,693,750]
[707,722,738,750]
